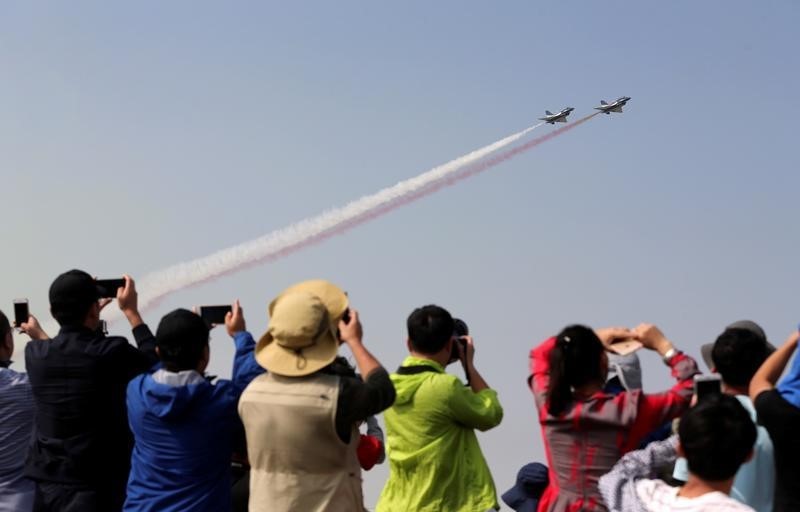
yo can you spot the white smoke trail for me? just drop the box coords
[107,122,545,318]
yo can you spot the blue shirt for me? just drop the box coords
[673,394,774,512]
[0,366,35,512]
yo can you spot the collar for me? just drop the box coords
[58,325,97,336]
[400,356,445,373]
[152,369,206,387]
[0,360,11,369]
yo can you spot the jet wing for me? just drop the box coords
[609,106,623,113]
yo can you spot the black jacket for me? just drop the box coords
[24,324,157,499]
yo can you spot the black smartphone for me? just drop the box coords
[96,278,126,298]
[694,374,722,402]
[13,299,29,327]
[197,305,232,325]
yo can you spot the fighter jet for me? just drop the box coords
[539,107,575,124]
[595,97,631,114]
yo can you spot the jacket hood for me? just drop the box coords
[392,357,446,405]
[133,371,215,420]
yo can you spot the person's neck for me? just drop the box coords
[723,383,748,396]
[409,350,448,368]
[678,474,734,499]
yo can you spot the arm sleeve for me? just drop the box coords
[623,353,698,452]
[529,337,557,412]
[365,416,386,463]
[448,381,503,432]
[599,436,679,512]
[231,331,264,393]
[336,368,396,441]
[122,324,160,379]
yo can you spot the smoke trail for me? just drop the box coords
[119,115,595,317]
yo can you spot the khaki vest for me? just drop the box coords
[239,372,365,512]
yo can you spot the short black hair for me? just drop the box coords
[0,310,10,341]
[155,309,210,372]
[679,394,756,482]
[407,305,454,355]
[712,328,772,388]
[49,269,98,327]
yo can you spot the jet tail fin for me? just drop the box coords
[600,100,608,105]
[545,110,553,115]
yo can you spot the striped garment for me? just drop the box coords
[529,337,698,512]
[0,366,35,512]
[599,436,754,512]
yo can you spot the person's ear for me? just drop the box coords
[444,337,454,355]
[743,448,754,464]
[676,441,686,458]
[406,338,413,352]
[155,346,161,359]
[198,345,210,372]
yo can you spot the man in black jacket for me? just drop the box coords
[25,269,157,512]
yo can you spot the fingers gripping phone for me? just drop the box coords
[13,299,29,327]
[197,305,232,325]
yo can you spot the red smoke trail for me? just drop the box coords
[124,114,598,316]
[304,113,601,243]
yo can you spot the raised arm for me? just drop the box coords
[118,275,158,374]
[225,300,264,391]
[599,436,679,512]
[750,328,800,401]
[529,336,557,409]
[624,324,698,452]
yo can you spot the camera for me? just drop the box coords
[449,318,469,364]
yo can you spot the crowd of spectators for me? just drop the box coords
[1,268,798,511]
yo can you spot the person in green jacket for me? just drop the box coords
[377,305,503,512]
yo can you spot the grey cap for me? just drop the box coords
[700,320,774,371]
[606,352,643,391]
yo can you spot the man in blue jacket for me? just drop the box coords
[124,301,262,512]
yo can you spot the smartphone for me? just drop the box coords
[96,278,126,298]
[13,299,29,327]
[694,374,722,402]
[607,339,643,356]
[197,305,232,325]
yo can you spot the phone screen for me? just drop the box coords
[96,279,125,298]
[13,299,29,327]
[198,305,232,325]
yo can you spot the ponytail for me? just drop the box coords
[546,325,605,417]
[547,339,573,416]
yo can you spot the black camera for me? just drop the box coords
[449,318,469,363]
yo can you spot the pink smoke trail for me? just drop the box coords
[121,114,597,315]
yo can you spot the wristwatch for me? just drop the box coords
[662,347,679,364]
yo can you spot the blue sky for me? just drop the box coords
[2,1,799,507]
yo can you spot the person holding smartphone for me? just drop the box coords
[671,322,775,512]
[124,301,263,512]
[24,270,157,512]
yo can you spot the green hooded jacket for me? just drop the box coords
[376,356,503,512]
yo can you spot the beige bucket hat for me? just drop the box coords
[255,279,349,376]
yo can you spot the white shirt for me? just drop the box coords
[636,479,755,512]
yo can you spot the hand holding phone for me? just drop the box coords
[607,339,643,356]
[694,374,722,402]
[96,279,126,299]
[197,305,233,326]
[13,299,29,328]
